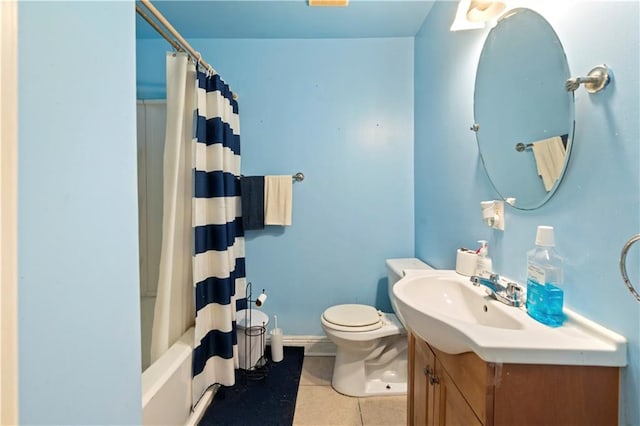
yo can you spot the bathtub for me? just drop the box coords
[142,327,215,426]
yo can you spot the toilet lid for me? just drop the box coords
[323,304,381,327]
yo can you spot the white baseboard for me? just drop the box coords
[267,335,336,356]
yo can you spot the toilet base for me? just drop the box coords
[331,334,407,397]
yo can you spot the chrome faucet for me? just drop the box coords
[470,273,523,307]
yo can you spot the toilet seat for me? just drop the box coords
[322,304,382,332]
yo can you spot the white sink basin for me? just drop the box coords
[393,270,627,366]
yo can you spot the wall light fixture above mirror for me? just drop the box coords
[451,0,506,31]
[467,1,506,22]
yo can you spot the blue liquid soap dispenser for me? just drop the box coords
[525,226,565,327]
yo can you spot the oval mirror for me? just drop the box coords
[474,8,574,210]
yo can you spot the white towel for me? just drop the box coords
[530,136,566,192]
[264,175,293,226]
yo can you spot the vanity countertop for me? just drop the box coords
[394,269,627,367]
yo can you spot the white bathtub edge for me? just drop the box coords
[185,384,219,426]
[142,329,194,407]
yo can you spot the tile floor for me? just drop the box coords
[292,356,407,426]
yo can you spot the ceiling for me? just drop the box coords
[136,1,436,39]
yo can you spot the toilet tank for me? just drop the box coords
[386,258,432,327]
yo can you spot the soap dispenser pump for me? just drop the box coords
[476,240,493,277]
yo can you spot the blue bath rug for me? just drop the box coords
[198,346,305,426]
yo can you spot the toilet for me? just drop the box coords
[321,258,431,397]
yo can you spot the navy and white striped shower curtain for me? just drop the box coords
[192,70,246,401]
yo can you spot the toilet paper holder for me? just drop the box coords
[242,282,269,380]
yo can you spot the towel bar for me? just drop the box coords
[515,142,533,152]
[239,173,305,182]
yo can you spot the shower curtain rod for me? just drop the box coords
[136,0,238,98]
[135,4,182,53]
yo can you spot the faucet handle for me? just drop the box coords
[506,282,523,305]
[506,281,522,293]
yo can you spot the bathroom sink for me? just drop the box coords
[400,274,524,331]
[393,270,627,366]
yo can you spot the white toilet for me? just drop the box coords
[321,258,431,397]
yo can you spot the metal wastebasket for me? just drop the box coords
[236,309,269,370]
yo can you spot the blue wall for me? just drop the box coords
[137,38,415,335]
[414,2,639,424]
[16,0,637,423]
[18,2,142,424]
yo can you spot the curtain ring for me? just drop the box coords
[194,51,202,67]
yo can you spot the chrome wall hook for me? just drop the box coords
[565,64,611,93]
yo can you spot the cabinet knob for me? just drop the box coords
[428,374,440,385]
[424,365,439,385]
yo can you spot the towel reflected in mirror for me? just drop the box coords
[530,136,567,192]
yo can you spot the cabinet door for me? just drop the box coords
[434,360,483,426]
[493,363,619,425]
[410,335,436,425]
[432,347,493,424]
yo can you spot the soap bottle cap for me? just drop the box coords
[535,226,555,247]
[477,240,489,256]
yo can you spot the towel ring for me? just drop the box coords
[620,234,640,303]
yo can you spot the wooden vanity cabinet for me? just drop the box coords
[407,332,620,426]
[409,333,432,425]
